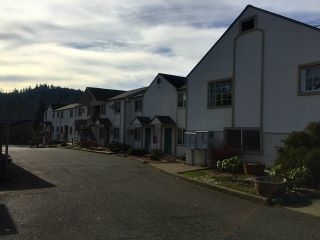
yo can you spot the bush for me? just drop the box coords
[274,121,320,186]
[108,141,130,153]
[287,166,310,188]
[127,148,148,156]
[217,156,242,173]
[150,149,164,161]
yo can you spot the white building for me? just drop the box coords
[186,5,320,166]
[106,87,147,146]
[44,103,80,143]
[77,87,125,146]
[132,73,186,157]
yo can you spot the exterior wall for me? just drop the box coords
[143,75,179,155]
[186,7,320,165]
[144,75,177,120]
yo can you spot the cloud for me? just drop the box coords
[0,0,319,92]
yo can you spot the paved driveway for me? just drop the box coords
[0,147,319,240]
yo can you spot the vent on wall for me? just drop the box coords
[241,17,255,32]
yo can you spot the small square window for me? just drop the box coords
[300,64,320,94]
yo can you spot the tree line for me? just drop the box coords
[0,84,82,144]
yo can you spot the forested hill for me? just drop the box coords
[0,84,83,143]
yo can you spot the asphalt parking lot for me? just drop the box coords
[0,147,319,240]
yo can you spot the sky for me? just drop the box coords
[0,0,319,92]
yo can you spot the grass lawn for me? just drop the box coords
[182,169,256,195]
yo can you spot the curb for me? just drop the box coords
[150,166,271,206]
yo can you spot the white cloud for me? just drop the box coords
[0,0,319,92]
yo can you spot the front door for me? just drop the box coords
[145,128,151,150]
[164,128,172,155]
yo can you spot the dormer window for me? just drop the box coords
[241,17,255,32]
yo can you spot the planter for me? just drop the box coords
[244,162,265,176]
[253,176,287,198]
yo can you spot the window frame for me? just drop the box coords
[298,62,320,95]
[134,127,143,141]
[100,103,106,114]
[114,101,121,114]
[134,99,143,112]
[177,92,187,108]
[224,128,261,153]
[207,78,233,108]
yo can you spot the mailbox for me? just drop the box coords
[195,131,214,150]
[185,132,196,150]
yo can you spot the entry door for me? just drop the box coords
[145,128,151,150]
[164,128,172,155]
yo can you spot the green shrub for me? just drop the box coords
[274,121,320,185]
[150,149,164,161]
[127,148,148,156]
[287,166,310,188]
[108,142,130,153]
[217,156,242,173]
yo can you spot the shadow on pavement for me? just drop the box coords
[0,204,17,236]
[0,163,56,191]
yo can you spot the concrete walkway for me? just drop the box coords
[149,162,320,218]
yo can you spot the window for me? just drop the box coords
[178,92,186,107]
[60,126,63,134]
[69,126,73,134]
[241,17,255,32]
[100,103,106,114]
[60,111,64,119]
[78,107,82,117]
[134,128,143,141]
[44,112,47,119]
[70,109,73,118]
[208,79,232,107]
[134,100,143,112]
[114,101,121,113]
[52,112,55,118]
[57,112,59,118]
[56,127,59,133]
[113,128,120,140]
[177,128,185,145]
[88,106,93,116]
[225,128,260,152]
[300,64,320,93]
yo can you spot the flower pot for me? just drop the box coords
[253,176,287,198]
[244,162,265,176]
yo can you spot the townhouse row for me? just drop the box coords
[44,5,320,166]
[43,73,187,157]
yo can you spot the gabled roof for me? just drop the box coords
[86,87,126,102]
[187,5,320,78]
[55,103,80,111]
[50,103,64,111]
[135,116,151,124]
[159,73,186,89]
[109,87,148,100]
[151,115,175,125]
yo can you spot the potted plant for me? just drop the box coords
[244,161,265,176]
[253,176,287,198]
